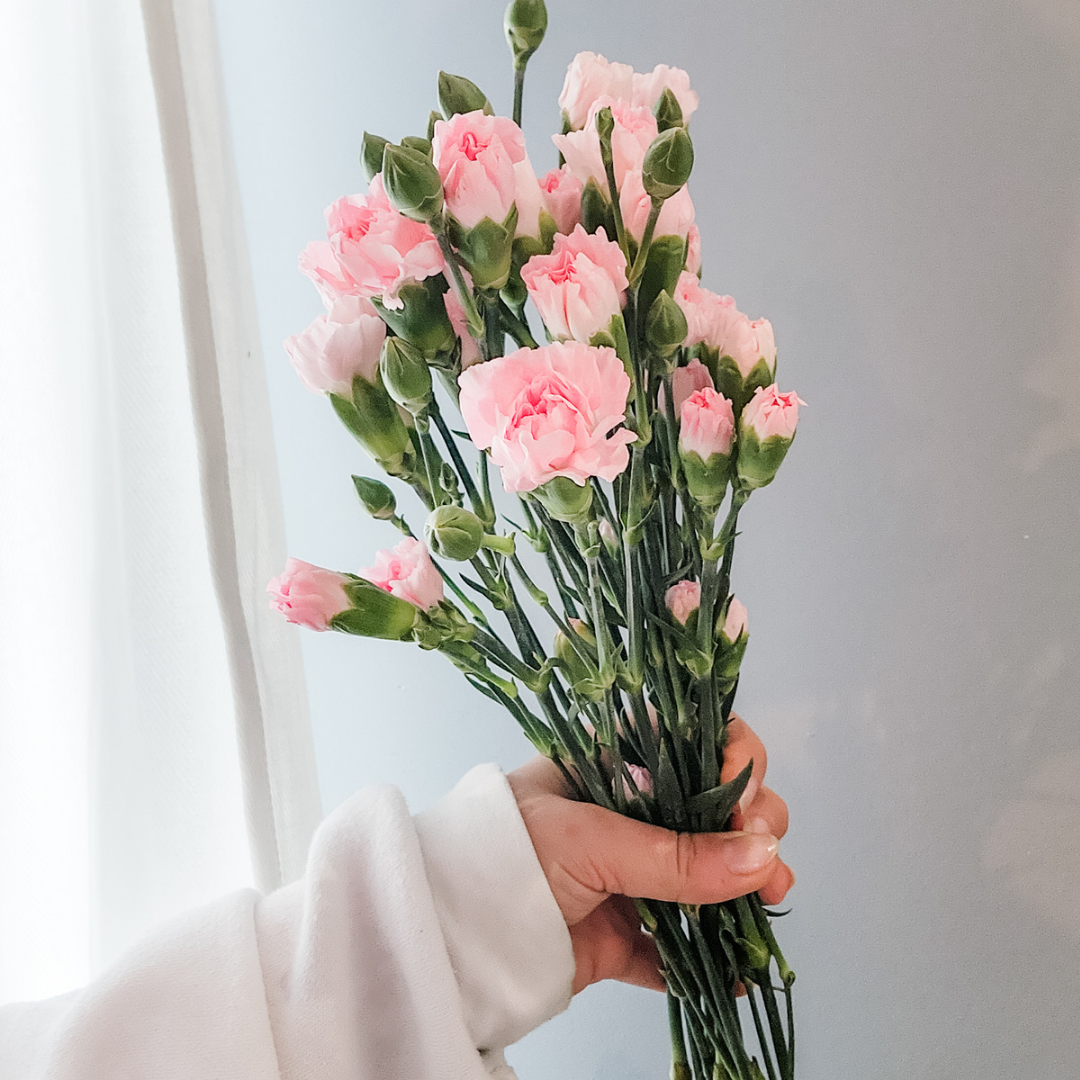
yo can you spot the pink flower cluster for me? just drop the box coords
[553,95,695,244]
[458,341,635,492]
[558,52,699,131]
[675,272,776,378]
[300,175,444,311]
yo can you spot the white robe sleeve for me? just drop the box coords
[0,764,575,1080]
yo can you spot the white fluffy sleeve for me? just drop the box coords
[0,764,575,1080]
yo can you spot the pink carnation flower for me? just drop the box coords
[723,315,777,379]
[680,387,736,460]
[304,175,445,311]
[283,296,386,396]
[659,358,714,421]
[521,225,629,343]
[558,52,635,131]
[553,96,658,197]
[665,579,701,626]
[623,763,653,800]
[433,111,528,229]
[741,385,805,441]
[674,272,740,351]
[721,598,749,643]
[458,341,635,493]
[540,166,584,236]
[267,558,352,631]
[630,64,699,123]
[358,537,443,611]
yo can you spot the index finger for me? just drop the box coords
[720,714,767,818]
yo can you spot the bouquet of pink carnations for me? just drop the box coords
[270,4,802,1078]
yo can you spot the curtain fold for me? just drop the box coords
[0,0,319,1004]
[140,0,322,896]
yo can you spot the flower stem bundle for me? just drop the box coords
[271,7,805,1078]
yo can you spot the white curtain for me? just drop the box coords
[0,0,321,1005]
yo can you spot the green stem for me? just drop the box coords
[628,196,664,286]
[437,230,485,338]
[498,299,539,348]
[513,64,525,127]
[668,992,692,1080]
[431,401,483,514]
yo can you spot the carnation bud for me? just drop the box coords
[504,0,547,67]
[646,289,689,361]
[595,104,615,145]
[553,619,602,701]
[361,131,389,183]
[380,337,433,416]
[438,71,493,118]
[598,518,619,549]
[679,388,735,514]
[716,597,749,679]
[653,87,685,132]
[335,579,420,640]
[400,135,433,157]
[373,275,456,359]
[665,580,701,627]
[352,475,397,520]
[381,144,444,223]
[642,127,694,200]
[580,178,615,237]
[424,504,484,561]
[736,385,805,490]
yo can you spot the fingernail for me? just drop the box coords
[725,832,779,874]
[746,816,773,835]
[738,779,760,816]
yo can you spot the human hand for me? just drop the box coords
[506,716,793,995]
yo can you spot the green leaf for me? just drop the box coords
[655,741,686,828]
[684,760,753,829]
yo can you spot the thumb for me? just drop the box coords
[563,801,780,914]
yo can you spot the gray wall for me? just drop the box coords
[212,1,1080,1077]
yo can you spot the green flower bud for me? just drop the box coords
[504,0,547,66]
[595,104,615,145]
[372,274,455,358]
[332,579,418,640]
[329,376,412,475]
[580,177,615,236]
[360,131,389,183]
[424,504,484,561]
[381,144,444,223]
[400,135,433,157]
[352,475,397,520]
[380,337,432,416]
[645,289,688,360]
[553,619,603,701]
[438,71,493,118]
[532,476,594,524]
[642,127,694,200]
[427,111,443,141]
[652,87,684,132]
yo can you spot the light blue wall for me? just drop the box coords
[213,1,1080,1077]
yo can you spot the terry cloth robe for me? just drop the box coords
[0,764,576,1080]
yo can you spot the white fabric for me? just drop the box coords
[0,0,319,1002]
[0,765,576,1080]
[140,0,323,893]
